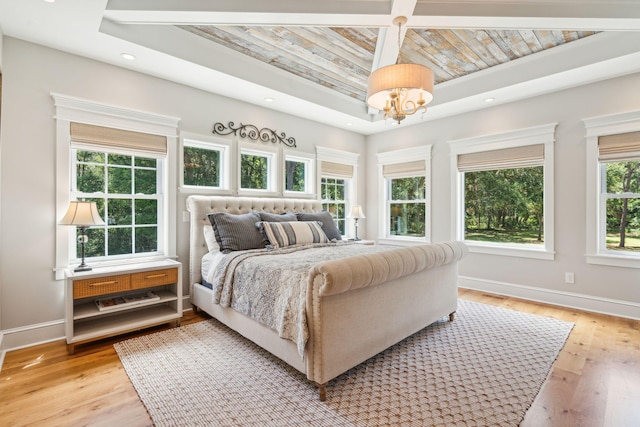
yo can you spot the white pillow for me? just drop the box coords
[203,225,219,253]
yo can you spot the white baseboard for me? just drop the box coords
[460,276,640,320]
[1,320,65,354]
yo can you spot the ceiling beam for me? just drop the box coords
[105,0,640,30]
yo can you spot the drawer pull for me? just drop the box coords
[89,280,118,287]
[145,273,168,280]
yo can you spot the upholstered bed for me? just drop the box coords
[186,195,467,400]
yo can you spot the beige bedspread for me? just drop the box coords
[210,242,388,355]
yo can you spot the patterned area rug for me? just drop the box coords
[115,300,573,426]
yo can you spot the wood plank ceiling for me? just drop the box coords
[179,25,596,102]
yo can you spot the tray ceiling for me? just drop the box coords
[1,0,639,134]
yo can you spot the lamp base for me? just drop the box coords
[74,264,92,272]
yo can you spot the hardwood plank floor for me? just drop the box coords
[1,290,638,426]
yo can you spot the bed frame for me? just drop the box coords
[186,195,466,400]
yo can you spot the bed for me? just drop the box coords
[186,195,467,400]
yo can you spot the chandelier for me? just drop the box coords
[367,16,434,124]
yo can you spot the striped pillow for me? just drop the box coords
[259,221,329,249]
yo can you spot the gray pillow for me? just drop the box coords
[258,211,298,222]
[295,211,342,241]
[208,211,267,253]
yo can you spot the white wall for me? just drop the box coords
[365,72,640,318]
[0,37,366,348]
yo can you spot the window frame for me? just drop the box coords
[237,141,279,197]
[316,146,359,239]
[283,149,316,198]
[449,123,556,260]
[53,94,180,280]
[377,146,431,246]
[584,110,640,268]
[180,133,232,194]
[320,176,349,237]
[71,148,165,261]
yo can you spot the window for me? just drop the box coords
[321,177,347,235]
[74,150,161,258]
[450,124,556,259]
[284,151,315,197]
[388,176,426,237]
[317,146,359,239]
[377,146,431,245]
[238,143,278,194]
[584,110,640,268]
[182,136,230,190]
[53,94,179,280]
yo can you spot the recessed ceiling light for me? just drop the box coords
[121,53,136,61]
[346,122,353,126]
[43,0,55,3]
[264,97,275,103]
[485,97,496,103]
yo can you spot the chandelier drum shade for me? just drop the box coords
[367,17,435,124]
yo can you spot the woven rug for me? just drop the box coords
[115,299,573,426]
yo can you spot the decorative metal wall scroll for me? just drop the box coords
[213,121,296,148]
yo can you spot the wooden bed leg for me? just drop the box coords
[449,311,456,322]
[318,382,327,401]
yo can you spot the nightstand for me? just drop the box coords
[65,259,182,354]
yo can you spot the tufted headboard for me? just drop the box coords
[186,195,322,287]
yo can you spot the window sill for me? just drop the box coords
[465,241,555,260]
[377,237,429,247]
[586,253,640,269]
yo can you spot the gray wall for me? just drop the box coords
[0,38,366,346]
[365,72,640,315]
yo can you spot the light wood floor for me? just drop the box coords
[1,289,638,427]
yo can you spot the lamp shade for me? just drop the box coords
[348,205,366,219]
[59,201,105,226]
[366,63,434,111]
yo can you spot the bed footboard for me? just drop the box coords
[305,242,467,394]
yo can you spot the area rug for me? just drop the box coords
[114,299,573,427]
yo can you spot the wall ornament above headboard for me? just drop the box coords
[213,121,297,148]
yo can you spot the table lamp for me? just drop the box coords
[59,201,105,272]
[349,205,366,241]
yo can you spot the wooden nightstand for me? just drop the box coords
[65,259,182,354]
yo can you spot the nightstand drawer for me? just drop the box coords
[73,274,131,299]
[131,268,178,289]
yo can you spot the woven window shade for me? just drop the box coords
[321,161,353,178]
[598,131,640,161]
[383,160,425,177]
[70,122,167,156]
[458,145,544,172]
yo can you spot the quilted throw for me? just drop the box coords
[210,242,386,356]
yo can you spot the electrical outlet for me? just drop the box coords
[565,272,575,284]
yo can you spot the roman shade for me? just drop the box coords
[598,131,640,161]
[383,160,426,177]
[70,122,167,157]
[457,144,544,172]
[321,161,353,178]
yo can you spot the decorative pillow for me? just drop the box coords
[258,221,329,249]
[295,211,342,241]
[208,211,267,253]
[258,211,298,222]
[203,225,219,253]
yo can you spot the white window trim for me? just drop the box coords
[316,146,359,239]
[377,146,432,246]
[584,110,640,268]
[237,140,280,197]
[283,149,316,198]
[179,132,233,195]
[449,123,556,260]
[52,93,180,280]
